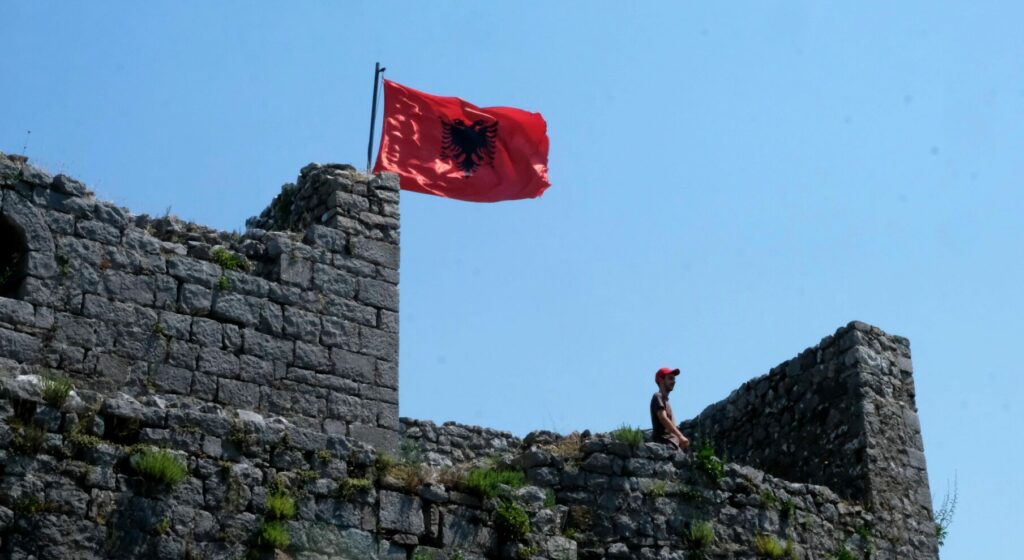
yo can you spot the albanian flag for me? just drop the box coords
[373,80,550,202]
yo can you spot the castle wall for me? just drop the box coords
[679,321,937,557]
[0,153,938,559]
[0,153,400,450]
[0,382,894,560]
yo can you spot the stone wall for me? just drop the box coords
[0,153,400,450]
[399,419,522,467]
[679,321,936,558]
[0,378,891,560]
[0,153,938,559]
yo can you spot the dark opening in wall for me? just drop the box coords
[0,215,28,297]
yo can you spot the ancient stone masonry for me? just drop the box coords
[679,322,936,557]
[0,153,937,559]
[0,152,400,450]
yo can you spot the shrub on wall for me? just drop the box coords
[494,501,530,541]
[463,467,525,498]
[610,424,645,447]
[40,376,73,408]
[130,447,188,486]
[258,521,289,550]
[266,490,296,520]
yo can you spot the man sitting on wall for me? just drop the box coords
[650,367,690,450]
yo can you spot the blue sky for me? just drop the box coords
[4,2,1022,557]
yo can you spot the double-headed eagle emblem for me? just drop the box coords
[440,118,499,177]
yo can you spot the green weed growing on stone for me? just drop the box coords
[151,321,166,336]
[266,490,296,520]
[679,484,703,502]
[130,447,188,485]
[337,477,373,499]
[13,495,46,515]
[68,426,103,449]
[11,423,47,455]
[517,543,538,558]
[494,500,530,541]
[55,255,70,278]
[934,474,958,547]
[258,521,289,550]
[216,275,230,291]
[781,499,796,519]
[41,375,73,408]
[759,488,777,509]
[754,534,786,559]
[155,518,171,535]
[688,520,715,550]
[375,452,397,475]
[544,488,557,508]
[694,440,725,484]
[648,481,667,498]
[211,247,248,271]
[829,545,857,560]
[412,548,447,560]
[463,467,525,498]
[610,424,645,447]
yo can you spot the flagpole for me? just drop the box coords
[366,62,386,173]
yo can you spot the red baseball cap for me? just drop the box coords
[655,367,680,383]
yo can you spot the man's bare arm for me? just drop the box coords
[657,409,690,449]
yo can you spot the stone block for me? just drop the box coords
[257,300,284,336]
[331,349,375,383]
[113,329,168,363]
[179,283,213,315]
[321,317,360,351]
[294,341,331,372]
[190,317,222,347]
[233,355,272,386]
[197,347,240,377]
[279,253,313,287]
[304,224,347,252]
[379,491,425,535]
[0,298,35,326]
[217,378,260,409]
[351,237,399,269]
[2,190,54,252]
[357,278,398,311]
[379,310,398,333]
[76,219,122,245]
[167,256,219,287]
[313,263,357,297]
[167,339,200,369]
[210,293,260,326]
[360,326,398,360]
[102,270,155,306]
[243,329,294,363]
[349,424,398,453]
[283,307,321,343]
[153,364,193,395]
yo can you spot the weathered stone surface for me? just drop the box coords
[379,490,425,535]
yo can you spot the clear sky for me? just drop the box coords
[3,2,1021,557]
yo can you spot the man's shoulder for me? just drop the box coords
[651,392,666,406]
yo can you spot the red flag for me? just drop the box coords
[373,80,550,202]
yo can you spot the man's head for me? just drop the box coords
[655,367,680,392]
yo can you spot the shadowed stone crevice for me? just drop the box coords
[0,210,29,298]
